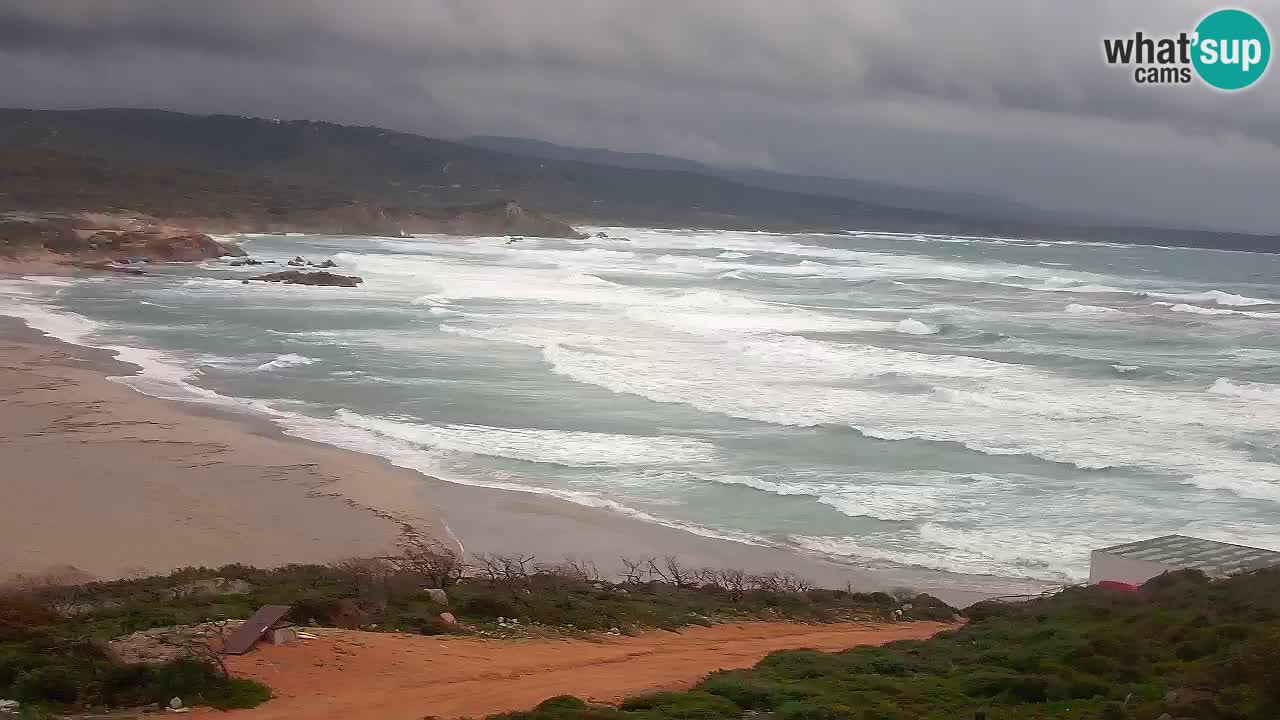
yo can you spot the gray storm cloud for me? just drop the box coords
[1,0,1277,232]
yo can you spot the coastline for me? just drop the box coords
[0,269,1052,606]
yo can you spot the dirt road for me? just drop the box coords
[213,621,949,720]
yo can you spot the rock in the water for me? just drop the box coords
[0,699,19,713]
[422,588,448,604]
[143,233,246,261]
[596,231,609,238]
[251,270,363,287]
[317,259,337,268]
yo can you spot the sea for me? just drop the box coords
[3,226,1279,586]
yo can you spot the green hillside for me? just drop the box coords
[498,569,1280,720]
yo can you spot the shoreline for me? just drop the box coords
[0,269,1054,606]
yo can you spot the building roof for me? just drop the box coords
[1096,535,1280,577]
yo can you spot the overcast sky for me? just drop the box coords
[2,0,1277,233]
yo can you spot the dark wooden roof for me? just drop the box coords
[222,605,291,655]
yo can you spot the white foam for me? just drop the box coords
[254,353,317,371]
[1169,303,1228,316]
[21,276,75,287]
[274,412,764,548]
[790,529,1080,582]
[331,410,718,467]
[711,475,816,497]
[1154,289,1274,307]
[1065,303,1123,316]
[1163,302,1280,320]
[1208,377,1280,403]
[893,318,938,335]
[818,487,945,522]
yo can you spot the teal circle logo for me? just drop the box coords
[1192,9,1270,90]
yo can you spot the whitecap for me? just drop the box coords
[893,318,938,335]
[330,410,719,467]
[1208,377,1280,403]
[1065,303,1123,316]
[254,354,317,371]
[1152,289,1274,306]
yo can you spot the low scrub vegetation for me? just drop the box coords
[0,591,268,712]
[0,541,945,713]
[494,568,1280,720]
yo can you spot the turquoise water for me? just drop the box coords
[5,227,1279,583]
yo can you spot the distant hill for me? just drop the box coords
[1,108,1276,252]
[0,149,582,238]
[464,135,1063,224]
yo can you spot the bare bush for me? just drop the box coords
[704,568,751,602]
[752,571,812,594]
[385,539,467,588]
[890,586,920,602]
[473,553,537,588]
[7,574,86,617]
[535,556,602,590]
[646,555,697,589]
[619,556,653,585]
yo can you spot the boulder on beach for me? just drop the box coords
[250,270,363,287]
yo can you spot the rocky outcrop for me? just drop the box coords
[0,219,81,256]
[251,270,363,287]
[1,221,244,262]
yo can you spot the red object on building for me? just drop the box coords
[1096,580,1140,592]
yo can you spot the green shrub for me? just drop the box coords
[699,670,785,709]
[12,665,79,704]
[619,691,740,720]
[1100,700,1129,720]
[776,698,855,720]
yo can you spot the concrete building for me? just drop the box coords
[1089,534,1280,585]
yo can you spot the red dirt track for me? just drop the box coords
[209,621,950,720]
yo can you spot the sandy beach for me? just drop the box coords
[0,270,1046,604]
[0,314,418,581]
